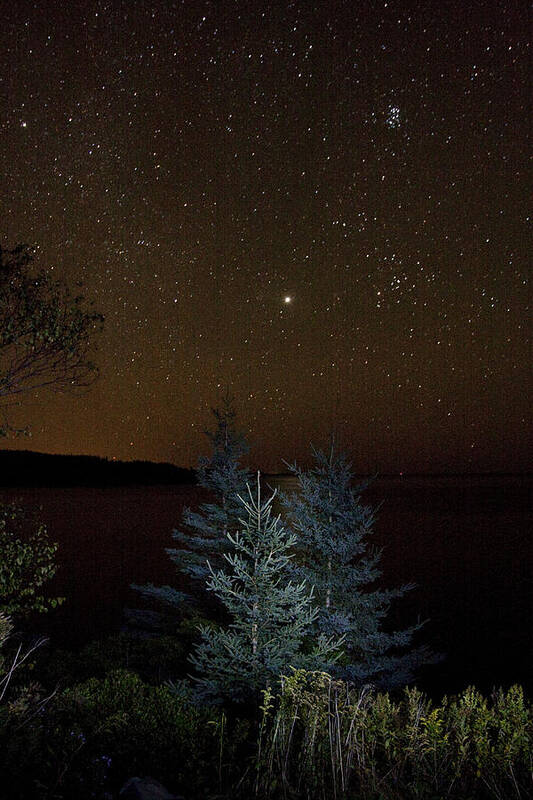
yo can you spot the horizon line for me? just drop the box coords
[0,448,530,479]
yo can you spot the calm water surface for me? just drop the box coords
[1,475,530,696]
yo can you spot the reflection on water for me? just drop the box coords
[0,474,530,696]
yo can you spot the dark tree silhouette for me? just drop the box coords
[0,244,104,434]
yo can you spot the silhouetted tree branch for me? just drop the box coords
[0,243,104,434]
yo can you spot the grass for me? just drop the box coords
[254,669,532,799]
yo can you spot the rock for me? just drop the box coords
[119,776,184,800]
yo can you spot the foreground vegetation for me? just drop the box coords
[1,653,531,799]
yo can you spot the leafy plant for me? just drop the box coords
[0,502,64,619]
[2,669,250,799]
[38,632,188,688]
[254,671,532,799]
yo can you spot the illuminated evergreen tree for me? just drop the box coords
[133,393,251,614]
[189,474,343,702]
[281,442,436,687]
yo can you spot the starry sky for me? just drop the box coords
[1,0,530,473]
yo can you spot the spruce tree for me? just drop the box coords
[189,473,344,703]
[280,441,436,687]
[132,393,251,615]
[178,391,251,579]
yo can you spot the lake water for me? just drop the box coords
[0,474,531,696]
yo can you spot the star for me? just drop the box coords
[0,0,527,474]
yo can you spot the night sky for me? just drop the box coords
[1,0,530,473]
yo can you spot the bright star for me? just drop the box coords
[284,296,292,304]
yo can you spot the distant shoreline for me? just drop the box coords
[0,449,530,488]
[266,471,532,479]
[0,449,196,487]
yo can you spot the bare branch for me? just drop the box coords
[0,244,103,430]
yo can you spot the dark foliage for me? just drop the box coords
[0,243,103,436]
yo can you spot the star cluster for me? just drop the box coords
[1,0,529,471]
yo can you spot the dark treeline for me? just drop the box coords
[0,450,196,487]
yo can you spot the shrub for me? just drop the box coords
[38,632,188,688]
[2,669,250,799]
[0,503,64,620]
